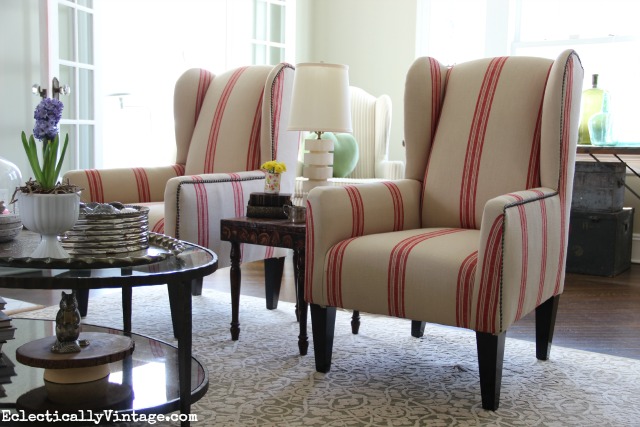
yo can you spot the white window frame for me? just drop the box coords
[251,0,296,65]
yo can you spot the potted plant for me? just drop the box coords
[12,97,80,258]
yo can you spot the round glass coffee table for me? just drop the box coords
[0,319,208,426]
[0,231,217,427]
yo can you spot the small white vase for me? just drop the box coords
[264,172,282,194]
[17,192,80,258]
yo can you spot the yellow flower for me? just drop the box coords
[261,160,286,174]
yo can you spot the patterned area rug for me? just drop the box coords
[18,287,640,427]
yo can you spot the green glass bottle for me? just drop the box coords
[578,74,610,145]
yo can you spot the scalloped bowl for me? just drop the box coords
[0,224,22,242]
[0,214,21,227]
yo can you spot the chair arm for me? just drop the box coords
[306,179,422,302]
[478,187,566,334]
[376,159,405,180]
[164,170,276,266]
[63,164,184,204]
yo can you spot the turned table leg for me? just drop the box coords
[230,241,241,341]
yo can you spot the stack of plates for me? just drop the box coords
[0,214,22,242]
[61,203,150,256]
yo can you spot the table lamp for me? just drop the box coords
[287,63,352,195]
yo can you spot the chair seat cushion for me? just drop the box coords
[319,228,481,328]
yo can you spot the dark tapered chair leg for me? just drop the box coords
[264,257,285,310]
[310,304,337,373]
[535,294,560,360]
[476,331,506,411]
[75,288,89,317]
[351,310,360,334]
[411,320,426,338]
[191,280,203,296]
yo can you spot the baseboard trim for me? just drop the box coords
[632,233,640,264]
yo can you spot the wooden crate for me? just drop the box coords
[571,161,625,212]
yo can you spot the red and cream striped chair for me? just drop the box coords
[64,63,298,311]
[305,50,583,410]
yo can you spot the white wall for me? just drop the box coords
[296,0,418,164]
[0,0,42,184]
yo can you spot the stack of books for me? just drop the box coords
[246,192,293,219]
[0,297,17,396]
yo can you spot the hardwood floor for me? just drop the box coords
[2,257,639,360]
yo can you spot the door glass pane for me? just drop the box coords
[253,44,266,65]
[79,68,94,120]
[269,46,284,64]
[59,65,76,120]
[78,0,94,7]
[78,124,94,169]
[269,4,284,43]
[78,10,93,64]
[254,0,267,39]
[59,124,75,177]
[58,4,74,61]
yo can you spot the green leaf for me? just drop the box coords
[53,133,69,185]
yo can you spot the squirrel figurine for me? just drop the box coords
[51,290,83,353]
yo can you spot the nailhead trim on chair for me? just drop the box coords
[174,175,265,241]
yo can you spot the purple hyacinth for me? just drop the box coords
[33,98,64,141]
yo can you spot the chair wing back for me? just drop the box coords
[348,86,392,179]
[179,63,298,193]
[405,51,582,230]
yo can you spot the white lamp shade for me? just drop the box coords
[287,63,352,133]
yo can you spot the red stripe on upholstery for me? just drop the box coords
[533,190,548,306]
[421,64,452,213]
[247,89,264,170]
[152,218,164,234]
[429,57,442,142]
[204,67,247,173]
[344,186,364,237]
[388,228,464,317]
[84,170,104,203]
[227,173,245,217]
[264,246,274,259]
[456,251,478,327]
[195,70,213,125]
[526,66,552,189]
[554,56,575,294]
[271,71,285,159]
[132,167,151,203]
[508,194,529,321]
[172,164,185,176]
[460,57,508,229]
[326,237,356,307]
[190,176,209,248]
[304,201,315,303]
[382,181,404,231]
[476,214,504,332]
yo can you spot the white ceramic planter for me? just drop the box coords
[17,192,80,258]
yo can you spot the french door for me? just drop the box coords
[40,0,98,173]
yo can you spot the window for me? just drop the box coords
[417,0,640,143]
[252,0,295,65]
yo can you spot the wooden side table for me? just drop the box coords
[220,217,308,355]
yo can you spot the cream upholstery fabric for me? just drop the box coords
[294,86,403,199]
[307,50,583,337]
[64,63,298,267]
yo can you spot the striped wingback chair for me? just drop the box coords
[64,63,298,301]
[305,50,583,410]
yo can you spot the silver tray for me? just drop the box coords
[0,232,186,269]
